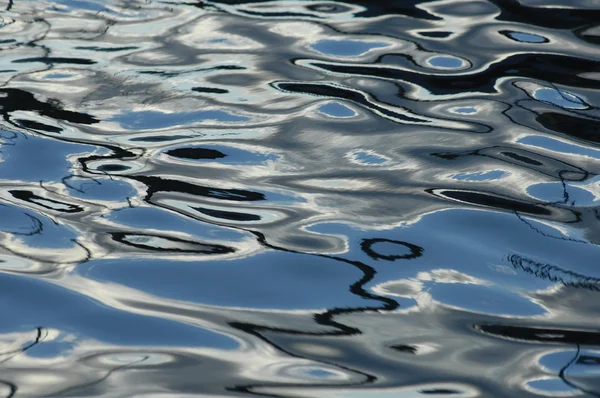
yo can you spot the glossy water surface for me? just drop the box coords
[1,0,600,397]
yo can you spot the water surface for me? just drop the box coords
[1,0,600,397]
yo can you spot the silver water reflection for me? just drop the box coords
[1,0,600,396]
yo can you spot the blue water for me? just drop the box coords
[1,0,600,397]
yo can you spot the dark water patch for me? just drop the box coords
[166,147,227,160]
[428,189,552,216]
[129,134,197,142]
[476,324,600,345]
[419,389,462,395]
[576,27,600,45]
[193,206,261,222]
[10,190,83,213]
[96,164,131,172]
[134,176,266,202]
[0,88,99,125]
[537,112,600,145]
[12,57,96,65]
[15,119,63,133]
[192,86,229,94]
[75,46,140,52]
[501,151,543,166]
[390,344,418,354]
[488,0,600,30]
[418,31,452,38]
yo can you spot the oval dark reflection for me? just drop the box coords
[166,147,227,160]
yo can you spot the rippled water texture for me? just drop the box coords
[1,0,600,396]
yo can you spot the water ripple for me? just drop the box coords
[1,0,600,397]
